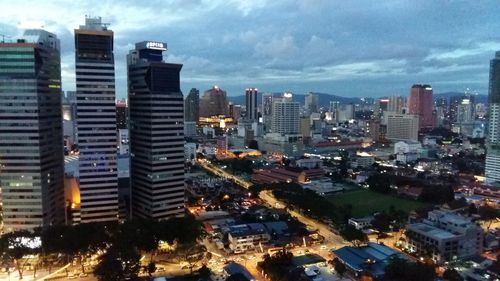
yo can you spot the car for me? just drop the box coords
[157,267,165,272]
[79,273,88,278]
[320,245,327,250]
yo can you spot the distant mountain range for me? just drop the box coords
[228,92,488,106]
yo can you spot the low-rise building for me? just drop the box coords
[302,178,343,196]
[404,209,484,263]
[252,167,324,184]
[348,216,374,230]
[332,242,408,279]
[396,152,419,164]
[296,158,323,169]
[228,223,271,253]
[394,140,422,154]
[351,152,375,168]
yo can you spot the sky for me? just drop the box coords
[1,0,500,98]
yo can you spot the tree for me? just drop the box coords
[93,245,141,281]
[177,244,206,274]
[478,205,499,230]
[340,224,368,246]
[198,264,211,279]
[371,212,391,237]
[145,262,156,277]
[257,250,294,281]
[366,174,392,194]
[0,230,40,280]
[42,223,109,274]
[333,258,346,276]
[443,268,463,281]
[383,258,436,281]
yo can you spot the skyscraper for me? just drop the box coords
[75,17,118,223]
[245,87,258,121]
[199,86,228,118]
[0,30,64,232]
[128,41,185,219]
[387,95,407,114]
[184,88,199,122]
[408,84,435,130]
[272,94,300,135]
[116,99,128,130]
[305,92,319,113]
[262,93,273,132]
[386,114,419,141]
[486,51,500,184]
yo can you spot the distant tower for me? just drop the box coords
[262,93,273,132]
[116,99,128,130]
[408,84,435,130]
[486,51,500,184]
[185,88,199,122]
[388,95,406,114]
[245,87,258,121]
[272,93,300,135]
[305,92,319,113]
[75,17,118,223]
[0,30,65,232]
[128,41,185,219]
[199,86,228,117]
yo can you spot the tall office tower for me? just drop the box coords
[450,95,475,123]
[75,17,118,223]
[386,114,420,141]
[486,51,500,185]
[128,41,185,219]
[272,96,300,135]
[262,93,273,132]
[374,98,389,118]
[245,87,258,121]
[199,85,228,118]
[434,97,448,126]
[388,95,406,114]
[0,30,64,232]
[116,99,128,129]
[329,101,340,116]
[456,97,474,123]
[408,84,435,130]
[62,91,78,150]
[305,92,319,113]
[336,104,355,122]
[184,88,199,122]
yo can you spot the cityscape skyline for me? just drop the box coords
[1,1,500,98]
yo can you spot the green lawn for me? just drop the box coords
[327,189,427,218]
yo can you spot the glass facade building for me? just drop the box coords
[0,30,64,232]
[184,88,199,122]
[75,17,118,222]
[128,41,185,219]
[486,51,500,184]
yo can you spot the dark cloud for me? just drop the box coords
[1,0,499,97]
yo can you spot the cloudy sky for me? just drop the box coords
[1,0,499,98]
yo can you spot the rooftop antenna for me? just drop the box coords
[0,34,11,43]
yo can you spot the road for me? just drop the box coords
[197,159,346,246]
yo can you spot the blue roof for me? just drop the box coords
[224,262,254,281]
[263,221,289,235]
[333,242,405,277]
